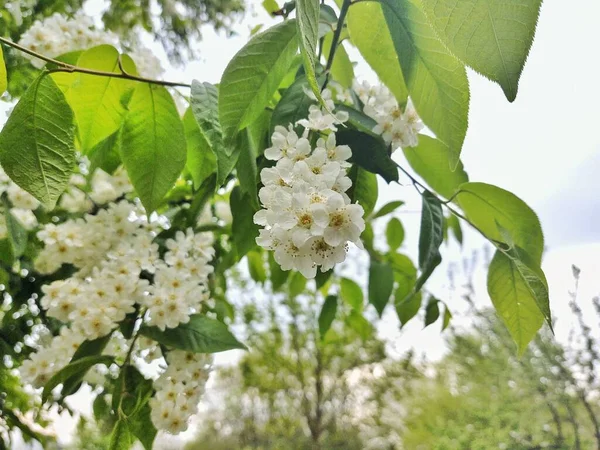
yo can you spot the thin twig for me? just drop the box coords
[322,0,351,90]
[0,36,191,88]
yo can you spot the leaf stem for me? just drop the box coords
[0,37,191,88]
[323,0,351,90]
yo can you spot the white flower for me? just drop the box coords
[10,208,38,230]
[214,201,233,224]
[7,184,40,210]
[322,191,365,247]
[264,125,311,161]
[316,133,352,167]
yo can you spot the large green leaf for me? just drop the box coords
[236,129,259,208]
[56,45,135,152]
[0,75,76,209]
[347,2,409,104]
[183,107,216,189]
[336,129,398,183]
[403,135,468,199]
[42,355,114,403]
[140,314,246,353]
[119,84,186,213]
[230,186,259,258]
[422,0,543,101]
[454,182,544,263]
[219,20,298,143]
[368,260,394,317]
[318,295,338,337]
[380,0,470,165]
[296,0,328,107]
[0,45,6,95]
[488,250,546,355]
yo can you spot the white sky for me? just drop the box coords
[16,0,600,447]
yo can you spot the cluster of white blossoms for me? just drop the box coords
[353,80,423,150]
[18,12,164,77]
[149,351,212,433]
[254,88,365,278]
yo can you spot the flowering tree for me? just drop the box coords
[0,0,551,448]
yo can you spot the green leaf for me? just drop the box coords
[315,269,333,291]
[336,104,378,135]
[396,290,422,327]
[380,0,470,165]
[140,314,246,353]
[5,209,27,259]
[372,201,405,219]
[368,260,394,317]
[57,46,135,152]
[88,131,121,175]
[129,403,157,450]
[455,182,544,263]
[296,0,328,109]
[262,0,280,14]
[269,252,289,291]
[0,45,6,95]
[424,297,440,327]
[403,135,468,199]
[0,75,76,209]
[247,250,267,283]
[42,355,114,403]
[183,107,216,189]
[108,419,133,450]
[190,81,225,175]
[336,129,398,183]
[422,0,542,102]
[340,278,364,311]
[322,33,354,88]
[345,310,373,340]
[230,186,259,257]
[389,252,420,326]
[350,167,378,217]
[219,20,298,143]
[418,191,444,271]
[270,75,314,132]
[347,2,409,105]
[447,213,463,246]
[488,250,546,355]
[111,365,153,417]
[386,217,405,251]
[236,129,259,208]
[119,84,186,213]
[289,271,307,297]
[442,306,452,331]
[318,295,338,337]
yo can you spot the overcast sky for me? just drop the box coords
[30,0,600,446]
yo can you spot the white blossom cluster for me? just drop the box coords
[17,12,164,77]
[149,351,212,433]
[254,89,365,278]
[353,80,423,150]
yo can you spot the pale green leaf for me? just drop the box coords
[140,314,246,353]
[380,0,470,165]
[55,46,136,152]
[390,252,421,326]
[442,305,452,330]
[347,2,409,104]
[119,84,186,213]
[0,75,76,209]
[386,217,405,251]
[488,250,545,355]
[372,200,405,219]
[422,0,543,101]
[455,182,544,263]
[403,135,469,199]
[345,310,373,340]
[350,167,378,217]
[322,33,354,88]
[183,107,216,189]
[219,20,298,143]
[0,45,6,95]
[340,278,364,311]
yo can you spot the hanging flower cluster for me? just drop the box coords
[254,89,365,279]
[17,12,164,77]
[353,80,423,150]
[150,351,212,433]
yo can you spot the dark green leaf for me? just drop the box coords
[318,295,338,337]
[372,200,405,219]
[403,135,468,199]
[108,419,133,450]
[418,191,444,271]
[315,269,333,291]
[0,75,76,209]
[270,75,317,132]
[422,0,542,101]
[424,297,440,327]
[140,314,246,353]
[129,403,157,450]
[350,166,378,217]
[42,355,114,403]
[386,217,404,251]
[230,186,259,258]
[120,84,186,213]
[220,20,298,143]
[396,289,422,327]
[289,271,307,297]
[340,278,363,311]
[336,129,398,183]
[368,260,394,317]
[236,129,259,208]
[380,0,470,165]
